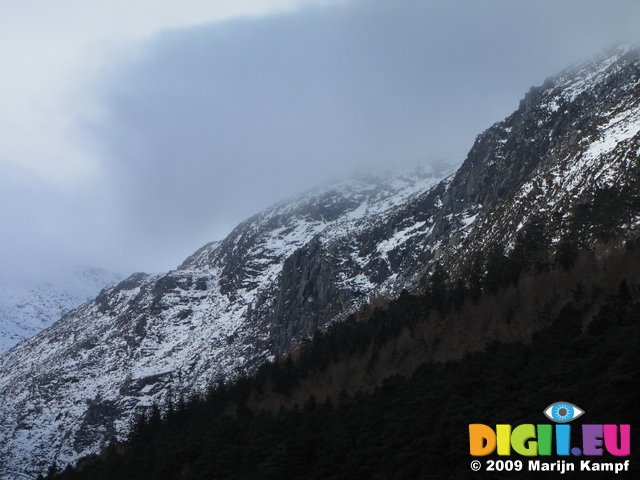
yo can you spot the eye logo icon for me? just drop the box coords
[543,401,585,423]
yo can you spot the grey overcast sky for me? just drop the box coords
[1,0,640,280]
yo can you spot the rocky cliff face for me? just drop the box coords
[1,44,640,479]
[436,44,640,271]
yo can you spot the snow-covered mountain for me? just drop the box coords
[432,43,640,274]
[0,169,449,477]
[0,267,122,354]
[1,44,640,479]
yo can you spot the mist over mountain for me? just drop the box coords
[4,0,640,282]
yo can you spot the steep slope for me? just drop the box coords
[1,44,640,478]
[0,170,448,478]
[0,267,122,354]
[435,44,640,272]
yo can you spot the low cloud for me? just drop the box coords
[2,0,640,279]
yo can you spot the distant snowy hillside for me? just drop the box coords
[0,267,122,354]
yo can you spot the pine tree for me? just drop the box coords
[484,243,510,292]
[429,262,449,311]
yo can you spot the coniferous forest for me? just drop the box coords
[42,192,640,479]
